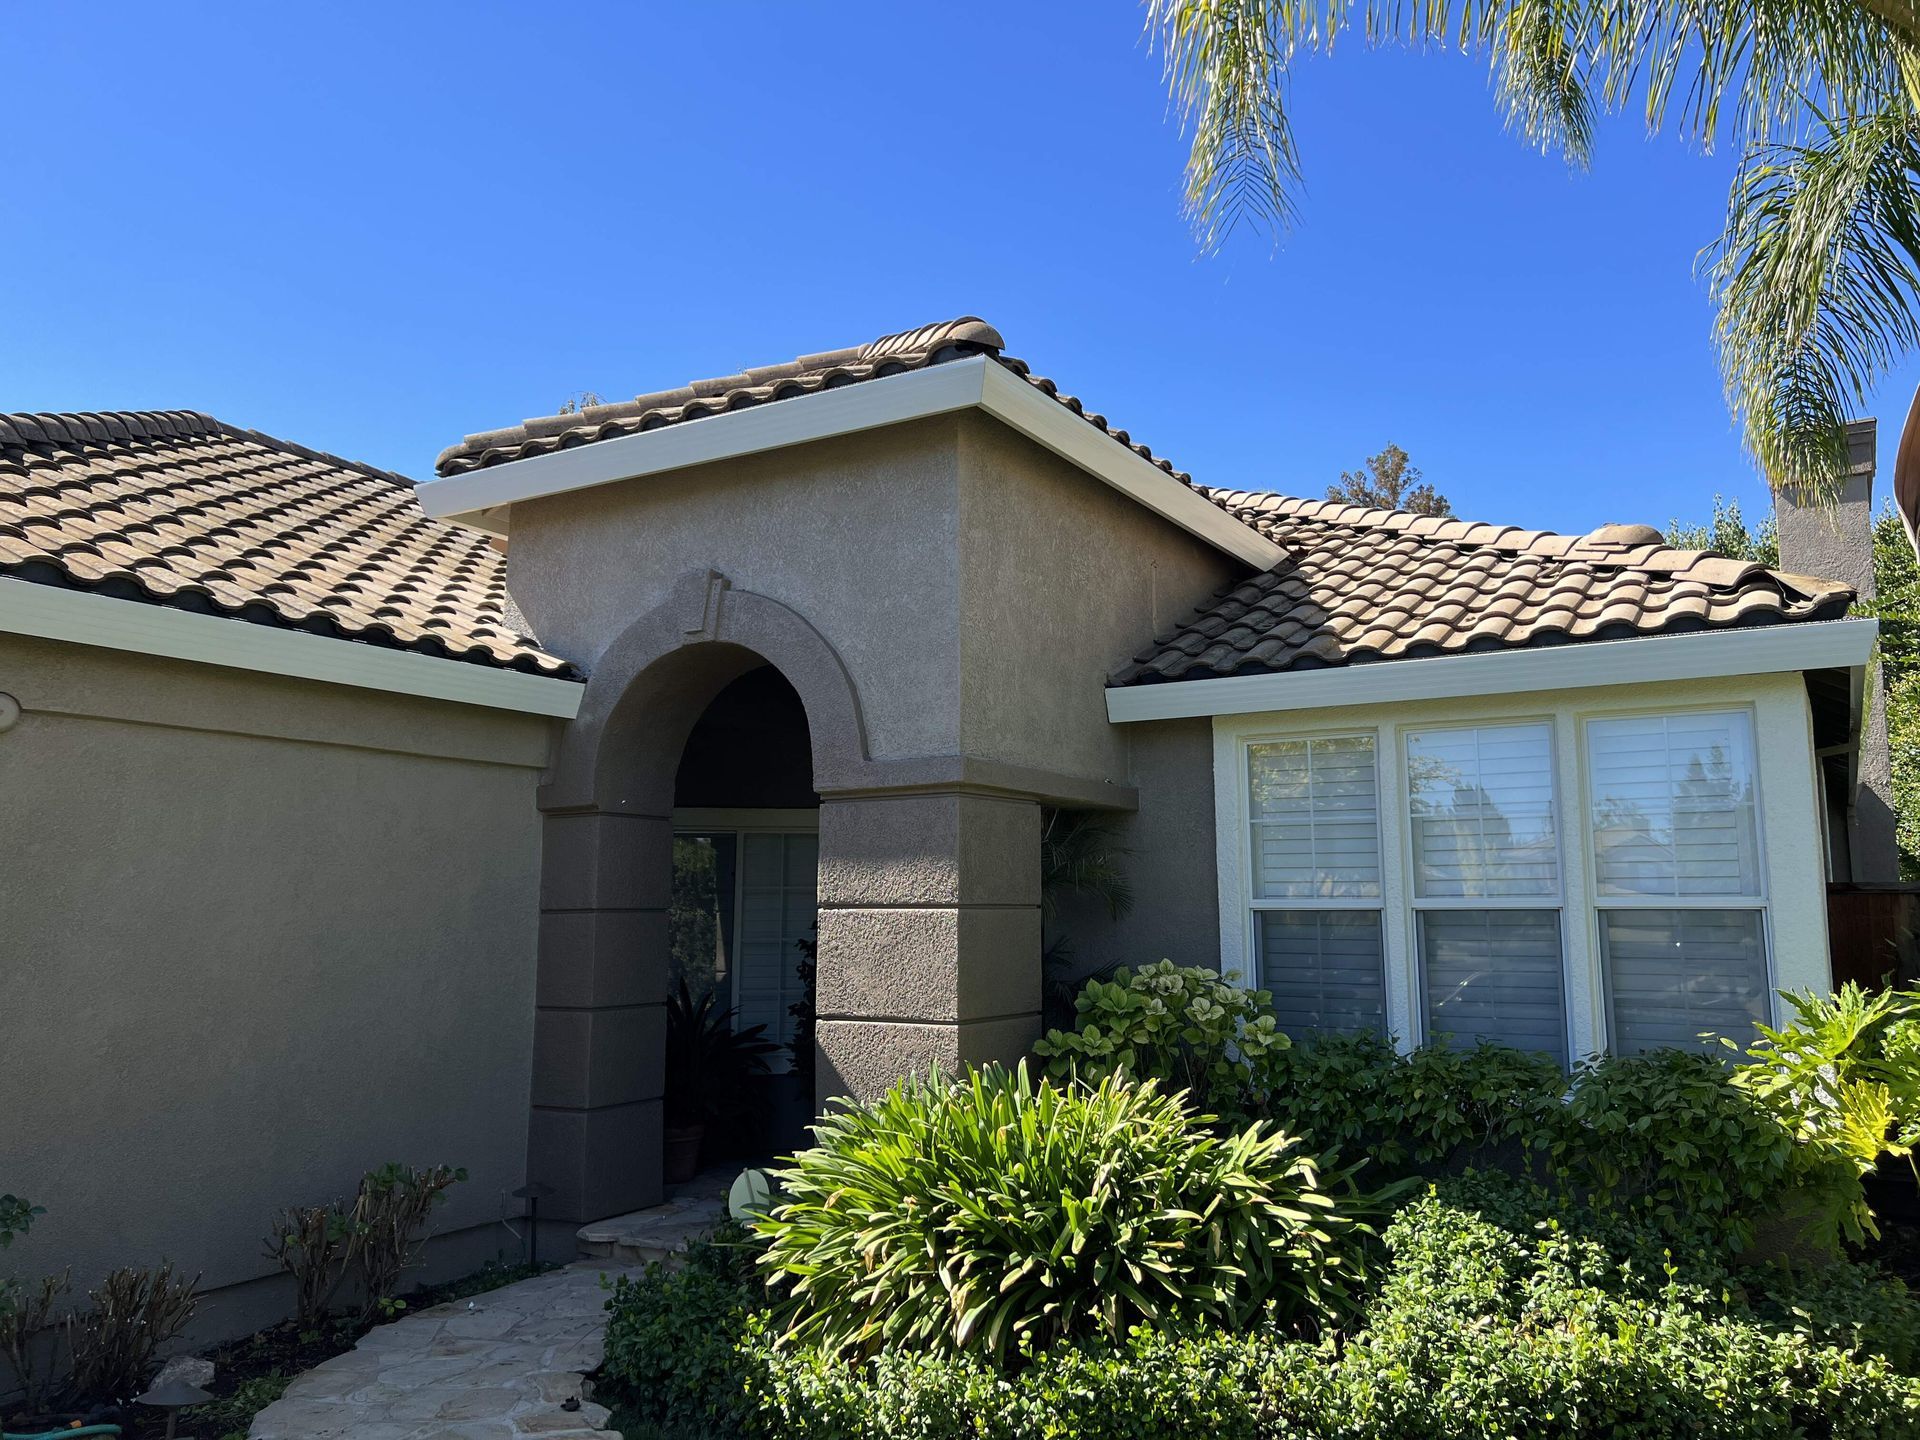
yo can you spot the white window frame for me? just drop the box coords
[1237,729,1391,1035]
[1215,679,1822,1062]
[1401,718,1572,1062]
[1577,706,1777,1054]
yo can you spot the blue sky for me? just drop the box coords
[4,3,1914,537]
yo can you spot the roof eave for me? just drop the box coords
[1104,617,1880,723]
[413,357,1285,571]
[0,578,584,718]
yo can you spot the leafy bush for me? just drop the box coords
[344,1161,466,1326]
[751,1325,1279,1440]
[1039,964,1915,1250]
[1558,1049,1796,1246]
[746,1178,1920,1439]
[1264,1032,1568,1174]
[600,1226,766,1437]
[754,1061,1371,1365]
[0,1193,40,1251]
[1034,960,1290,1122]
[1734,984,1920,1244]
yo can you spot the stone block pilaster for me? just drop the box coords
[527,809,672,1223]
[814,792,1043,1107]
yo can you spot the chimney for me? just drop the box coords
[1776,418,1896,882]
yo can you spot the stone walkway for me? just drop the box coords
[576,1166,733,1266]
[247,1261,639,1440]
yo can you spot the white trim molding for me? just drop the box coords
[0,579,585,718]
[414,356,1285,571]
[1107,618,1878,724]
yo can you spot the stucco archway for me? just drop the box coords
[527,570,877,1225]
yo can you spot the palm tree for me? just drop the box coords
[1144,0,1920,500]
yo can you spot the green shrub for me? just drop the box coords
[1754,1257,1920,1373]
[1734,984,1920,1245]
[600,1226,766,1436]
[1259,1031,1571,1177]
[594,1169,1920,1440]
[1315,1181,1920,1438]
[1034,960,1290,1122]
[754,1061,1372,1366]
[1558,1049,1795,1246]
[750,1322,1280,1440]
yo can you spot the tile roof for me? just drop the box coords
[0,409,573,677]
[1114,492,1855,684]
[434,316,1196,484]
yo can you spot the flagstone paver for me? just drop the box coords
[248,1260,640,1440]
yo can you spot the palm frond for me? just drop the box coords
[1710,108,1920,498]
[1146,0,1311,250]
[1485,0,1597,163]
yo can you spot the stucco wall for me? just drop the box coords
[0,634,554,1343]
[954,414,1241,784]
[1051,717,1223,974]
[505,417,966,763]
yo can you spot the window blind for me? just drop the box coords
[1599,908,1769,1054]
[1407,724,1558,898]
[1589,713,1760,898]
[1258,910,1387,1036]
[1419,910,1567,1063]
[1249,736,1380,899]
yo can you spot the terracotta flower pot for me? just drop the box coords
[663,1124,706,1184]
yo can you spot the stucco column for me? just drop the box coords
[813,792,1043,1105]
[526,808,672,1223]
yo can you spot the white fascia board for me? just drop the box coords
[972,361,1281,568]
[0,579,584,718]
[415,357,1285,570]
[1104,617,1879,723]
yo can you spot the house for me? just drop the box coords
[0,318,1881,1334]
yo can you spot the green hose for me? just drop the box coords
[3,1427,122,1438]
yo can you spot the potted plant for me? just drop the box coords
[663,979,780,1184]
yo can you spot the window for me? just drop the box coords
[1247,735,1386,1035]
[671,820,818,1073]
[734,831,819,1066]
[1406,723,1567,1063]
[1587,711,1770,1053]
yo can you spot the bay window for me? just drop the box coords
[1247,735,1387,1035]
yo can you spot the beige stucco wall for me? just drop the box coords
[0,635,554,1342]
[505,417,966,763]
[954,414,1240,784]
[1050,717,1224,974]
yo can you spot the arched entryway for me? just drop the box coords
[528,570,1044,1228]
[668,664,820,1179]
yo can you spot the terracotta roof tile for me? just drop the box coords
[1115,489,1855,684]
[0,410,573,677]
[433,316,1197,487]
